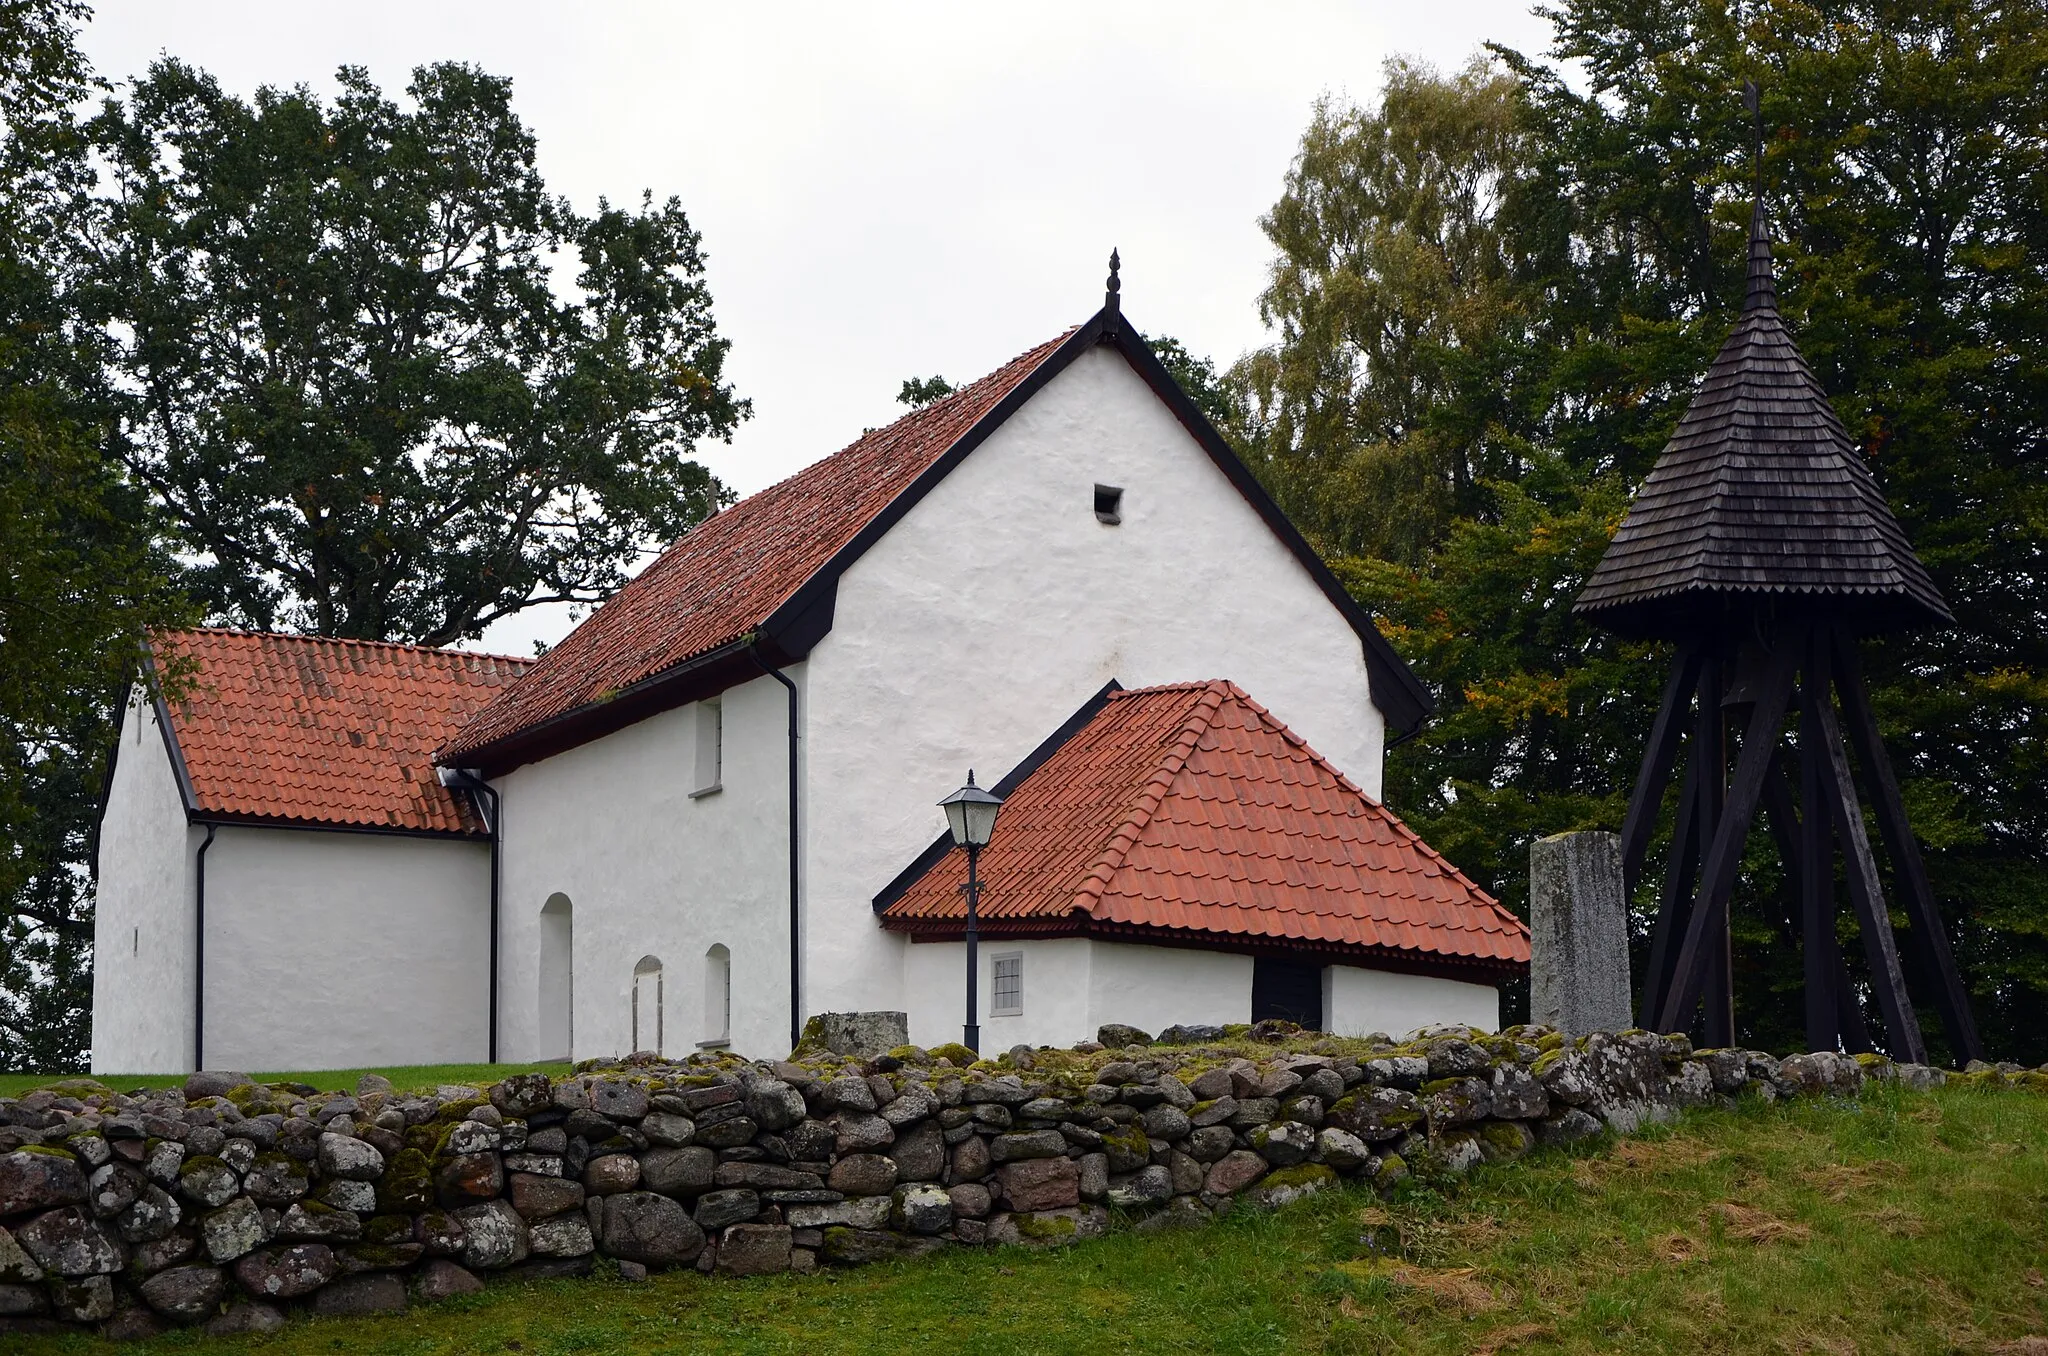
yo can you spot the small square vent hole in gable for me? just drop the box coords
[1094,483,1123,525]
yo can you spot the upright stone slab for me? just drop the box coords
[1529,831,1632,1036]
[807,1012,908,1058]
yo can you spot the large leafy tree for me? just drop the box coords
[0,0,191,1070]
[86,60,748,645]
[1236,0,2048,1060]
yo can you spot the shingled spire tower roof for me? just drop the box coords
[1575,203,1951,639]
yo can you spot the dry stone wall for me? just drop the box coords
[0,1021,1992,1340]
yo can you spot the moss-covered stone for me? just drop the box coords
[16,1141,75,1158]
[433,1096,486,1124]
[1478,1121,1532,1162]
[928,1043,977,1067]
[1249,1162,1337,1207]
[1014,1211,1078,1242]
[1098,1123,1150,1172]
[177,1153,227,1179]
[885,1045,932,1066]
[365,1215,413,1245]
[1536,1032,1565,1053]
[379,1147,433,1213]
[1530,1048,1568,1079]
[340,1242,417,1269]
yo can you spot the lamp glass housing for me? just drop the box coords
[938,772,1003,849]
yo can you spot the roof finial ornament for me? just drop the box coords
[1741,79,1776,314]
[1104,248,1121,326]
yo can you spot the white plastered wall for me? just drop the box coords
[93,689,199,1074]
[93,681,494,1074]
[198,828,490,1071]
[901,937,1252,1049]
[492,671,794,1064]
[1323,965,1501,1038]
[804,346,1387,1020]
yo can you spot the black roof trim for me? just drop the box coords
[870,677,1124,915]
[461,302,1432,771]
[189,813,489,842]
[899,915,1524,980]
[1101,317,1433,736]
[462,640,757,777]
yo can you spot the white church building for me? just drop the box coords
[92,273,1529,1074]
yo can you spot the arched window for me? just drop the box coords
[703,944,731,1046]
[632,955,664,1056]
[538,894,574,1061]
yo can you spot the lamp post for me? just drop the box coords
[938,770,1003,1054]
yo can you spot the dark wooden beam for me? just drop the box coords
[1640,744,1703,1027]
[1622,642,1706,894]
[1830,633,1983,1063]
[1810,663,1927,1064]
[1697,656,1733,1047]
[1655,636,1800,1034]
[1798,632,1839,1053]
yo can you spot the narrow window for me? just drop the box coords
[539,894,574,1062]
[691,700,723,797]
[1093,484,1124,525]
[632,956,664,1055]
[132,926,139,955]
[701,944,731,1046]
[990,952,1024,1017]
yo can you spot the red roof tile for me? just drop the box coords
[880,681,1527,971]
[443,331,1075,763]
[149,629,533,835]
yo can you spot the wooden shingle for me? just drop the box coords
[1575,205,1950,638]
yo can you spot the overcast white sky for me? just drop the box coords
[79,2,1557,654]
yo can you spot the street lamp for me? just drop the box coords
[938,770,1003,1054]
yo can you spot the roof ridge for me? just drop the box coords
[708,329,1083,513]
[440,327,1081,766]
[157,625,535,668]
[1070,682,1229,919]
[1105,679,1234,699]
[1220,682,1522,935]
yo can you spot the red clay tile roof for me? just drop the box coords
[442,331,1075,763]
[880,681,1527,971]
[149,629,533,835]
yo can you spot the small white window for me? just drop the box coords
[990,952,1023,1017]
[1094,484,1123,525]
[691,700,723,797]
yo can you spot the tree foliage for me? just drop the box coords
[0,0,191,1070]
[897,374,954,409]
[1234,0,2048,1060]
[86,60,748,645]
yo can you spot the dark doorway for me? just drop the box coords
[1251,956,1324,1029]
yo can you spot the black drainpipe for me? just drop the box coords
[747,645,802,1050]
[442,769,502,1063]
[194,823,217,1070]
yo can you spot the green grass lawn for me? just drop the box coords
[0,1063,570,1100]
[13,1081,2048,1353]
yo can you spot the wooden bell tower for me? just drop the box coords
[1574,198,1982,1063]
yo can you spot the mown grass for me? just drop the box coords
[14,1082,2048,1354]
[0,1063,570,1101]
